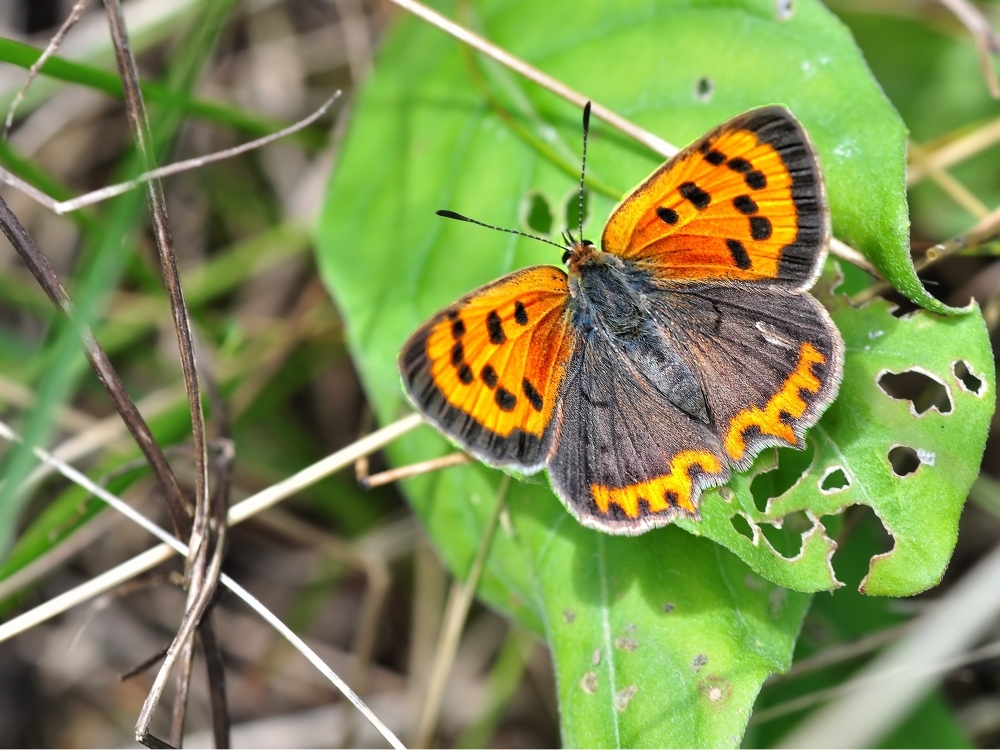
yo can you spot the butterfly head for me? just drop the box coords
[562,237,601,274]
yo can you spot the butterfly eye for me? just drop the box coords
[561,249,572,264]
[582,239,594,247]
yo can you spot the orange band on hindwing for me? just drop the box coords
[590,450,724,518]
[724,342,825,461]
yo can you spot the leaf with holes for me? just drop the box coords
[675,273,994,595]
[315,0,991,745]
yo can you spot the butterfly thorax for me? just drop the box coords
[564,241,711,424]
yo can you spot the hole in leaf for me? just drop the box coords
[820,467,850,493]
[759,511,811,559]
[775,0,794,20]
[565,188,589,234]
[695,76,714,101]
[524,191,553,235]
[731,513,754,541]
[878,369,952,415]
[750,442,815,512]
[953,360,984,395]
[888,445,921,477]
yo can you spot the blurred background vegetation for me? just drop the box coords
[0,0,998,747]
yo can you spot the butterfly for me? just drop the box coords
[399,104,844,535]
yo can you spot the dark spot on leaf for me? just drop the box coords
[662,602,675,613]
[615,636,638,652]
[692,654,708,672]
[694,76,714,101]
[878,370,952,415]
[889,445,921,476]
[615,685,638,711]
[563,609,576,624]
[580,672,598,694]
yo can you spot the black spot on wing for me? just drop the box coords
[481,364,499,389]
[451,342,464,366]
[679,182,711,210]
[656,206,679,225]
[495,387,517,411]
[487,310,506,345]
[523,378,544,411]
[750,216,772,240]
[727,157,752,174]
[733,195,757,215]
[726,239,752,270]
[705,149,726,165]
[746,170,767,190]
[458,364,474,384]
[514,301,528,325]
[451,318,465,339]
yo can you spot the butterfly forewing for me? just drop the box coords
[400,265,574,471]
[601,106,829,288]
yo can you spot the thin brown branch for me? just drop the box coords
[104,0,209,546]
[361,452,471,489]
[0,194,191,537]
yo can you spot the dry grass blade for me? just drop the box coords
[415,475,511,748]
[0,417,407,750]
[775,540,1000,747]
[0,413,425,643]
[0,194,190,537]
[361,452,472,489]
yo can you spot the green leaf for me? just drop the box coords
[316,0,994,744]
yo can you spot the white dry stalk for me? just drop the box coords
[776,539,1000,748]
[0,91,340,214]
[0,412,424,644]
[0,417,407,750]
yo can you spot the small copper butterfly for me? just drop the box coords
[399,104,844,535]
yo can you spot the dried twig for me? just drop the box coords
[361,452,472,489]
[0,195,191,537]
[0,418,406,750]
[0,413,425,644]
[0,93,340,215]
[937,0,1000,98]
[2,0,92,138]
[852,201,1000,305]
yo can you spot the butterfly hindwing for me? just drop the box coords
[400,265,575,471]
[601,106,828,288]
[648,281,844,468]
[547,332,730,535]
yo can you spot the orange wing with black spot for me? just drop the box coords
[399,266,575,472]
[601,106,829,288]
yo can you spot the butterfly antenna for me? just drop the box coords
[436,210,566,251]
[577,101,592,240]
